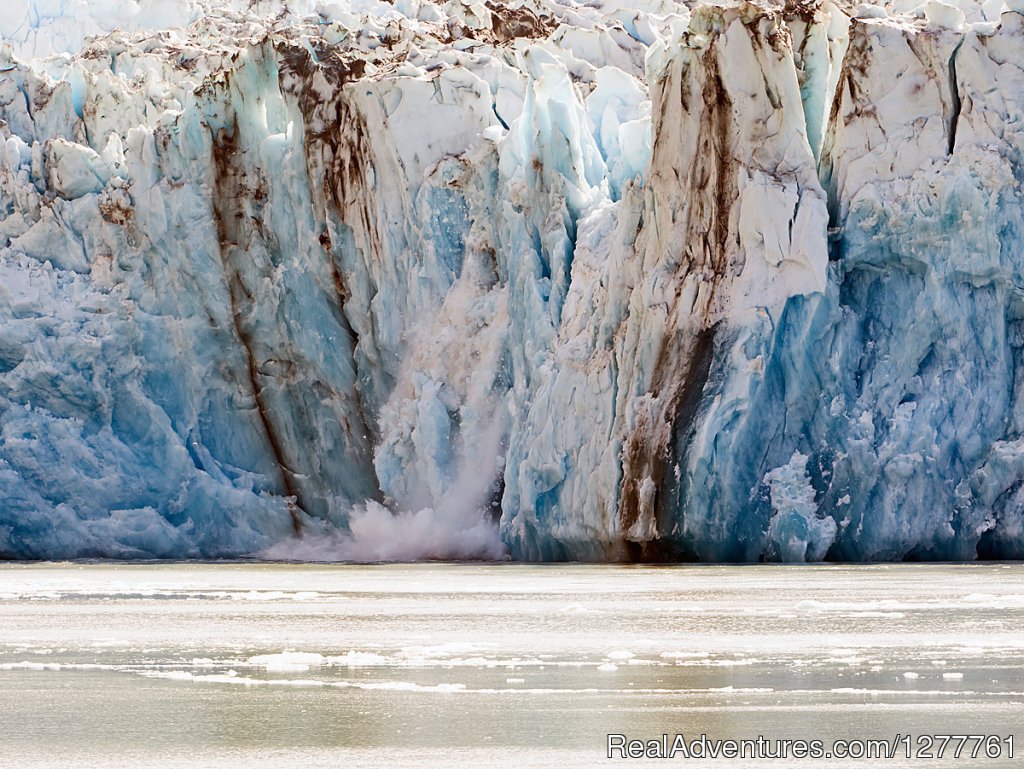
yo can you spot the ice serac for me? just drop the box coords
[1,0,1023,562]
[790,6,1024,562]
[502,2,829,560]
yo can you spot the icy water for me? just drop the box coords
[0,564,1022,768]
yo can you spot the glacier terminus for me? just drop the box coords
[1,0,1024,562]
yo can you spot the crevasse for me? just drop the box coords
[1,0,1022,561]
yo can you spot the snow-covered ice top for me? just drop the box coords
[1,0,1013,59]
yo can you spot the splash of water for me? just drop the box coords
[258,411,509,562]
[258,501,508,562]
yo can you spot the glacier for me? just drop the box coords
[1,0,1023,561]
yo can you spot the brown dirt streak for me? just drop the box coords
[212,118,303,535]
[617,28,739,558]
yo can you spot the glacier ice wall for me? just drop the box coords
[1,0,1024,561]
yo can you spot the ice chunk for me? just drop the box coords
[924,1,966,29]
[47,140,111,199]
[764,453,837,563]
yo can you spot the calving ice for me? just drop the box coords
[1,0,1023,562]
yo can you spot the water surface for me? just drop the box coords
[0,563,1021,767]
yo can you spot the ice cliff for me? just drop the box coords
[1,0,1023,561]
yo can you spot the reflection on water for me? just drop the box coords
[0,563,1022,768]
